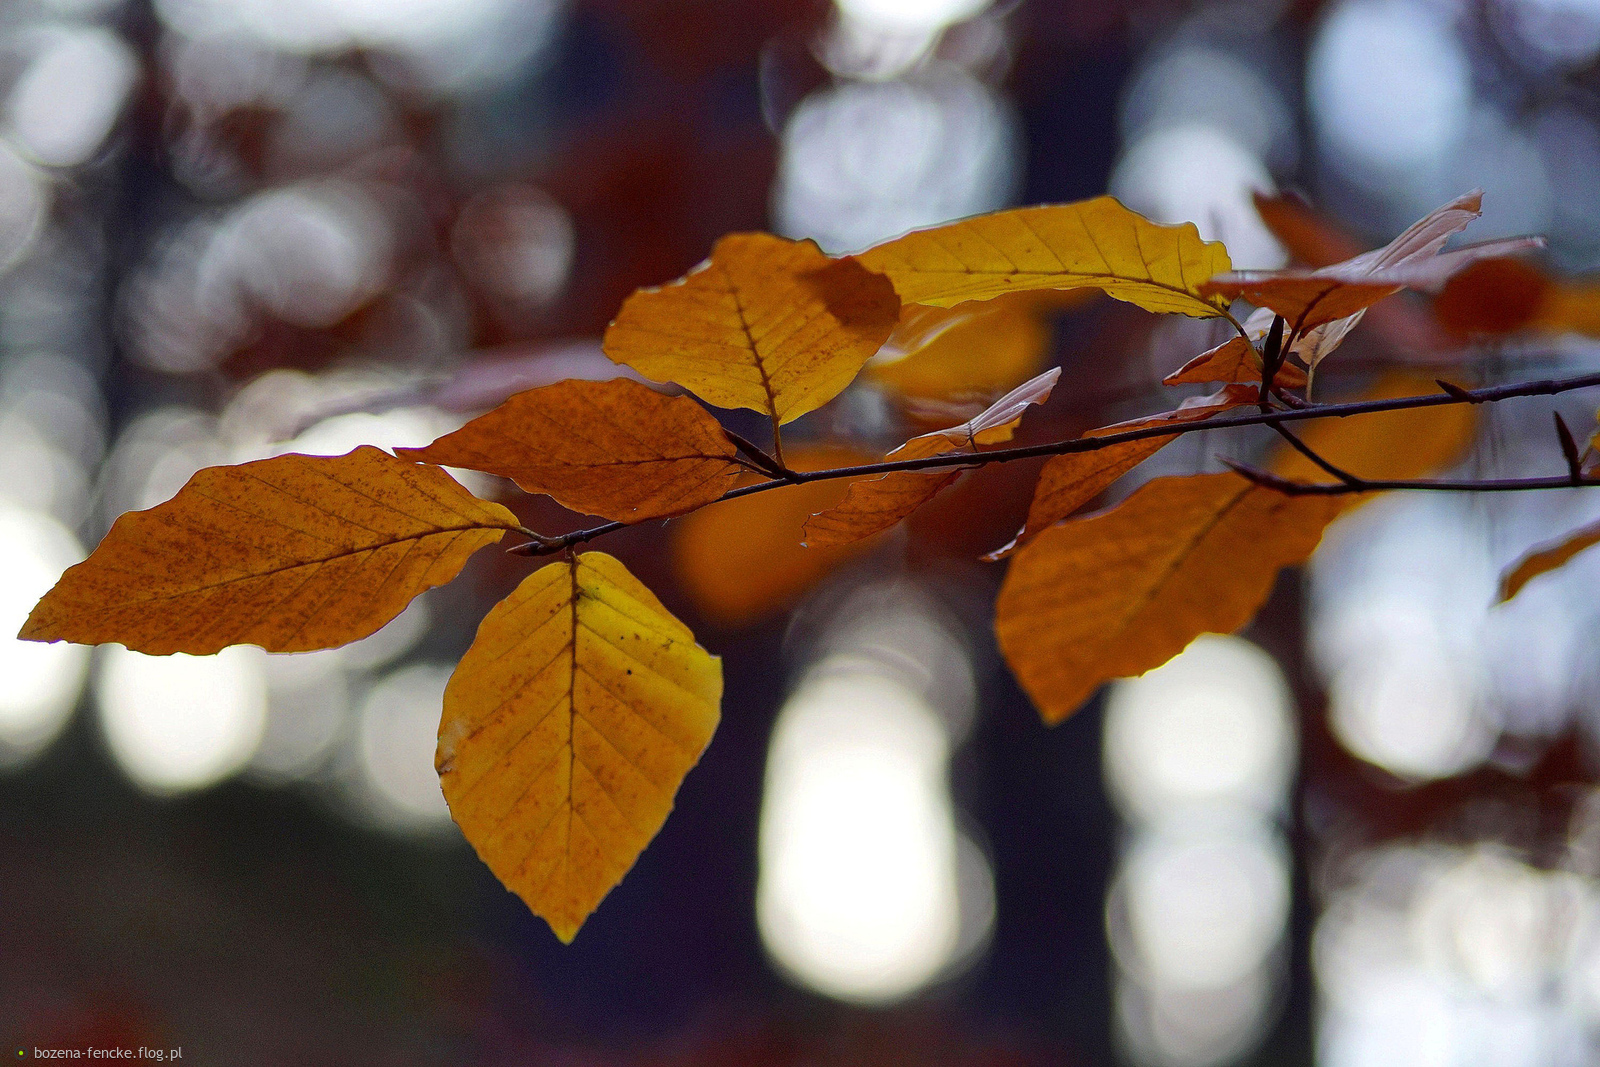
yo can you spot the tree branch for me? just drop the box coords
[506,367,1600,556]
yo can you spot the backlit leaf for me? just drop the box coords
[674,445,875,626]
[1085,383,1257,437]
[397,378,746,523]
[803,369,1059,547]
[995,472,1338,724]
[1201,192,1543,334]
[1498,518,1600,603]
[21,446,520,655]
[985,434,1175,560]
[602,233,900,424]
[856,197,1233,317]
[438,552,721,943]
[1163,334,1308,389]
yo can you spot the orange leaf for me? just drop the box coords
[1498,518,1600,603]
[985,434,1175,559]
[439,551,721,942]
[1270,373,1478,509]
[995,472,1338,723]
[1251,190,1365,268]
[602,233,899,425]
[856,197,1233,316]
[866,292,1061,402]
[803,369,1059,547]
[1202,192,1542,333]
[1085,383,1258,437]
[398,378,746,523]
[801,437,958,548]
[21,447,520,655]
[1163,335,1308,389]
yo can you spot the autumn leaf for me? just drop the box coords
[1436,257,1600,339]
[803,369,1060,547]
[1270,373,1477,508]
[866,291,1070,402]
[994,472,1339,724]
[855,197,1233,317]
[1163,333,1308,389]
[1085,383,1258,437]
[1200,191,1543,335]
[21,446,520,656]
[801,436,959,548]
[985,434,1175,560]
[438,551,721,943]
[602,233,900,426]
[674,445,875,626]
[1251,190,1365,268]
[397,378,747,523]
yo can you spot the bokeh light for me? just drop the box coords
[97,645,268,795]
[0,505,89,767]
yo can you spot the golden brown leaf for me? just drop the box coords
[1498,519,1600,603]
[439,552,721,942]
[1202,192,1542,334]
[801,436,958,548]
[602,233,899,424]
[803,369,1059,547]
[674,445,875,626]
[856,197,1233,317]
[21,447,519,655]
[1163,335,1309,389]
[398,378,746,523]
[1085,383,1258,437]
[995,472,1339,724]
[985,434,1175,560]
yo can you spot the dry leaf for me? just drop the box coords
[602,233,899,424]
[674,445,876,626]
[802,436,958,548]
[21,447,520,655]
[1201,192,1543,336]
[866,292,1066,402]
[398,378,746,523]
[438,551,721,942]
[1498,519,1600,603]
[995,472,1339,723]
[985,434,1175,559]
[803,369,1059,547]
[1251,190,1365,268]
[1086,383,1258,437]
[856,197,1233,317]
[1163,334,1308,389]
[1270,372,1477,509]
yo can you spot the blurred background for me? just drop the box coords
[3,0,1600,1063]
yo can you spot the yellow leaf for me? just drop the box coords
[1498,518,1600,603]
[1270,373,1478,509]
[803,369,1059,547]
[21,446,519,655]
[855,197,1233,316]
[602,233,900,425]
[866,292,1059,401]
[995,472,1338,724]
[397,378,747,523]
[438,551,721,943]
[674,445,875,626]
[985,434,1175,560]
